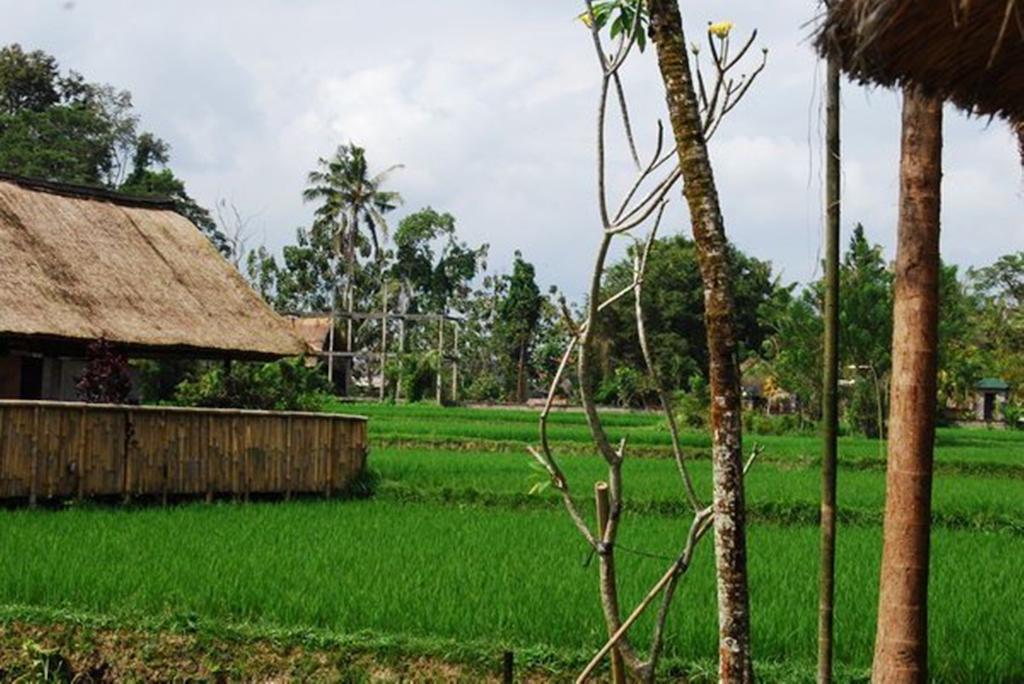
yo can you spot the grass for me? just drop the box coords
[2,401,1022,680]
[370,447,1024,532]
[0,499,1020,681]
[340,401,1024,467]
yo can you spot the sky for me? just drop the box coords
[5,0,1022,299]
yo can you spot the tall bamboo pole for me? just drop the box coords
[817,50,841,684]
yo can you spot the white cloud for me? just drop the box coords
[1,0,1021,296]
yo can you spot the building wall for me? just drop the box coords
[974,390,1009,422]
[0,355,139,401]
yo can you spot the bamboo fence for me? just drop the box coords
[0,401,368,504]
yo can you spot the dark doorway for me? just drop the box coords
[19,356,43,399]
[983,393,995,422]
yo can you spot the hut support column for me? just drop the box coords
[872,86,942,684]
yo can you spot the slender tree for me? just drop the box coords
[303,144,402,391]
[817,47,840,684]
[647,4,755,679]
[872,86,943,683]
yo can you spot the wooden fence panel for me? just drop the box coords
[0,401,368,504]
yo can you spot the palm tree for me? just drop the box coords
[303,144,402,392]
[872,86,942,683]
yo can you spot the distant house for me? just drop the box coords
[0,173,305,400]
[974,378,1011,423]
[740,358,796,415]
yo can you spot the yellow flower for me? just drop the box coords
[577,10,594,28]
[708,21,734,38]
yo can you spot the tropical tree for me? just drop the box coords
[872,86,943,683]
[600,235,780,402]
[495,252,543,403]
[302,143,402,388]
[0,44,227,251]
[647,6,765,679]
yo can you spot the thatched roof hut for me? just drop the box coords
[816,0,1024,122]
[0,174,305,360]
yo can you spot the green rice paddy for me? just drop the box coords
[1,402,1021,681]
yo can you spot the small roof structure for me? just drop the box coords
[976,377,1010,391]
[816,0,1024,123]
[0,174,306,360]
[285,315,332,355]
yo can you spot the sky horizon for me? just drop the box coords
[4,0,1022,300]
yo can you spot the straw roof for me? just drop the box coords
[285,315,332,354]
[0,174,306,360]
[817,0,1024,122]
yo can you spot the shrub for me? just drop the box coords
[174,358,331,411]
[673,374,709,429]
[76,338,134,404]
[1003,403,1023,430]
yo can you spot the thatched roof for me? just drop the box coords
[817,0,1024,122]
[285,315,332,354]
[0,174,306,360]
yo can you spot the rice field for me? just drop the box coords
[1,402,1021,681]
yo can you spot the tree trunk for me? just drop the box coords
[648,3,753,681]
[817,52,841,684]
[872,86,943,684]
[515,342,527,404]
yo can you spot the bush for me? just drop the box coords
[672,375,709,429]
[1003,403,1024,430]
[464,370,503,403]
[743,412,812,436]
[174,358,331,411]
[75,338,134,404]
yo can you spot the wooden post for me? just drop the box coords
[396,315,406,402]
[244,420,252,502]
[595,482,625,684]
[327,313,336,385]
[381,280,388,402]
[28,406,40,508]
[121,409,132,505]
[77,406,87,501]
[502,651,514,684]
[206,414,214,503]
[818,49,841,684]
[285,415,293,501]
[451,323,459,403]
[436,314,444,404]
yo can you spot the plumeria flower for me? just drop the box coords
[708,21,734,38]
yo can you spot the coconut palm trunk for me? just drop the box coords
[647,2,753,680]
[872,86,943,683]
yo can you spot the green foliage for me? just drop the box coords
[173,358,331,411]
[391,208,488,313]
[672,374,710,429]
[0,472,1020,681]
[390,354,437,403]
[1002,403,1023,430]
[0,44,228,252]
[579,1,648,51]
[494,252,544,402]
[600,235,779,402]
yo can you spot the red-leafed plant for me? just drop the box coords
[75,338,133,404]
